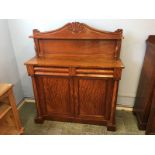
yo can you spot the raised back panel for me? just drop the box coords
[31,22,123,60]
[39,39,116,58]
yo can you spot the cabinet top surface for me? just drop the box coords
[25,55,124,68]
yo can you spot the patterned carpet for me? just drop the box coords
[19,102,145,135]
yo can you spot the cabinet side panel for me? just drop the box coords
[105,80,114,120]
[134,44,155,124]
[35,77,47,115]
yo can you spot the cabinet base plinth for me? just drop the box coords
[37,115,117,131]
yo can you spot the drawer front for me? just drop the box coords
[75,68,114,78]
[34,66,69,76]
[34,66,114,79]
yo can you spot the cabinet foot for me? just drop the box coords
[132,110,136,115]
[19,127,24,135]
[132,111,146,130]
[35,117,44,124]
[107,123,116,131]
[137,122,146,130]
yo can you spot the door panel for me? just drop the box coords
[37,76,74,116]
[77,78,114,120]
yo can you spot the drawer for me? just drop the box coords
[34,67,69,76]
[34,66,114,78]
[75,68,114,78]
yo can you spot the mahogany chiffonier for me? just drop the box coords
[0,83,24,134]
[134,36,155,134]
[25,22,124,131]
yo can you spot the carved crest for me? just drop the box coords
[67,22,85,34]
[30,22,123,39]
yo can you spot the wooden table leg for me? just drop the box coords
[8,88,24,134]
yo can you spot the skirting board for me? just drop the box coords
[17,98,133,112]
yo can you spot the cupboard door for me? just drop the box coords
[36,76,74,116]
[75,78,114,120]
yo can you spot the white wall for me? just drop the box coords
[7,19,155,107]
[0,20,24,104]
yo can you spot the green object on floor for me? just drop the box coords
[19,102,145,135]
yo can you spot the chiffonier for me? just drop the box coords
[25,22,124,131]
[134,35,155,134]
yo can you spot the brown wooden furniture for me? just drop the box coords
[25,22,124,131]
[146,89,155,134]
[134,35,155,133]
[0,83,24,134]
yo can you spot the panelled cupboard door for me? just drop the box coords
[36,76,74,117]
[75,78,114,121]
[25,22,124,131]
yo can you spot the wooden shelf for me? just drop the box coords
[0,110,22,135]
[0,103,11,119]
